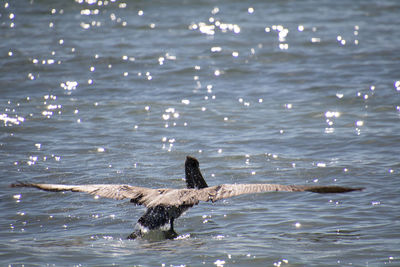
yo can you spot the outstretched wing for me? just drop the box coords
[205,183,364,201]
[11,182,363,208]
[11,182,165,206]
[145,183,364,207]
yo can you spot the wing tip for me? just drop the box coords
[10,181,31,188]
[307,186,365,194]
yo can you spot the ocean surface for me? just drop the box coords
[1,0,400,266]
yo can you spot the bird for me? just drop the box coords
[11,156,363,239]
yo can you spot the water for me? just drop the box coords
[1,0,400,266]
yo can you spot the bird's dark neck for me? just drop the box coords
[185,157,208,189]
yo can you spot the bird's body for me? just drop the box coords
[11,156,363,239]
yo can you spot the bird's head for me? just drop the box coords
[185,156,208,189]
[185,156,199,168]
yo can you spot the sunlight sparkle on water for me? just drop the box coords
[47,104,61,110]
[311,38,321,43]
[190,14,241,35]
[161,108,180,127]
[356,120,364,127]
[0,114,25,126]
[274,259,289,267]
[214,259,225,267]
[211,46,222,52]
[395,81,400,91]
[325,128,334,134]
[197,23,215,35]
[336,93,344,99]
[279,43,289,50]
[325,111,340,118]
[211,6,219,14]
[60,81,78,91]
[213,235,225,240]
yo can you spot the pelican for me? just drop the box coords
[11,156,363,239]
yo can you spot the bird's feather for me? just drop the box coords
[11,182,363,208]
